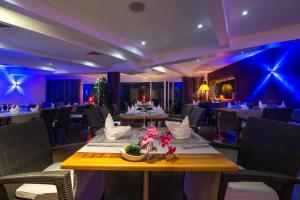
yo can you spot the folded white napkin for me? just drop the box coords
[126,106,132,114]
[51,103,55,108]
[227,102,233,109]
[30,105,40,112]
[258,100,267,109]
[10,105,20,114]
[104,114,131,141]
[278,101,286,108]
[165,116,191,139]
[193,100,199,105]
[240,103,249,110]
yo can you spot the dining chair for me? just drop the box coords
[169,104,194,122]
[189,107,206,130]
[221,108,294,144]
[53,107,72,143]
[99,105,110,121]
[85,108,104,136]
[261,108,293,122]
[212,117,300,200]
[0,119,73,200]
[40,108,59,146]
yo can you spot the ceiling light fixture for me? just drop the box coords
[242,10,248,16]
[196,59,200,62]
[141,41,146,46]
[153,66,167,73]
[80,61,98,67]
[197,24,203,29]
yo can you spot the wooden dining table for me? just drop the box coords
[61,130,238,200]
[120,112,170,126]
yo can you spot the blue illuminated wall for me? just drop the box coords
[0,67,46,104]
[208,40,300,108]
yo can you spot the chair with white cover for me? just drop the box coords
[212,117,300,200]
[0,119,74,200]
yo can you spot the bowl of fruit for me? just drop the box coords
[120,144,147,162]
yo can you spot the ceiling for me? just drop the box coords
[0,0,300,78]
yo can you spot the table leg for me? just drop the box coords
[143,171,150,200]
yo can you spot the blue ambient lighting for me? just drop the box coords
[5,76,26,95]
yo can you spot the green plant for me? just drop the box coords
[94,77,108,105]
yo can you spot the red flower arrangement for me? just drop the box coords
[141,126,177,160]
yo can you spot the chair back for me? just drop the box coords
[261,108,293,122]
[99,105,110,121]
[181,104,194,118]
[112,104,119,115]
[189,107,206,128]
[0,119,52,199]
[85,108,104,128]
[238,117,300,194]
[290,109,300,123]
[55,107,72,128]
[40,108,58,144]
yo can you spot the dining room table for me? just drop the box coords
[210,107,263,140]
[0,110,40,124]
[120,110,170,127]
[61,128,238,200]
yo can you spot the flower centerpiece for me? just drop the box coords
[140,125,177,160]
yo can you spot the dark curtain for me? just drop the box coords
[46,79,81,104]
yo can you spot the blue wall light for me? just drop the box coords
[5,75,26,95]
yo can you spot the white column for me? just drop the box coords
[163,81,166,110]
[149,82,152,99]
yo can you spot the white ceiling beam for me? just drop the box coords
[2,0,154,62]
[201,0,230,47]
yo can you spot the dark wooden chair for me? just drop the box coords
[212,117,300,200]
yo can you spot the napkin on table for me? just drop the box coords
[258,100,267,109]
[240,103,249,110]
[126,106,132,114]
[278,101,286,108]
[104,114,131,141]
[30,105,40,112]
[165,116,191,140]
[227,102,233,109]
[10,105,20,114]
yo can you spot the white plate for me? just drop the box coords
[120,149,147,162]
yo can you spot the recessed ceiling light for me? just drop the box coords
[197,24,203,29]
[141,41,146,46]
[242,10,248,16]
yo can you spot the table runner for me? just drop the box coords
[81,129,220,154]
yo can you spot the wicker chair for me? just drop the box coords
[0,119,73,200]
[212,117,300,200]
